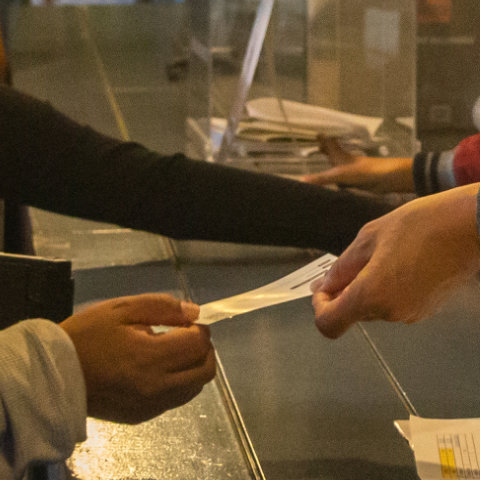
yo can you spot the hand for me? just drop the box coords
[303,137,414,193]
[60,293,216,424]
[311,183,480,338]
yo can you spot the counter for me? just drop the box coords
[10,5,480,479]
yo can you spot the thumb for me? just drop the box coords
[321,247,371,294]
[313,285,361,338]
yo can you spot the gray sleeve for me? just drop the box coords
[0,319,87,479]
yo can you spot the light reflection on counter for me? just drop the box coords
[65,381,254,480]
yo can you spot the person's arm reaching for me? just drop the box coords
[0,86,393,256]
[303,137,414,193]
[311,183,480,338]
[304,133,480,197]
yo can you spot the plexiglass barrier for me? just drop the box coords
[186,0,416,177]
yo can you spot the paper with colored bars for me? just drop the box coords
[197,253,336,325]
[395,415,480,480]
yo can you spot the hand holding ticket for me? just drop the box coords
[151,254,336,333]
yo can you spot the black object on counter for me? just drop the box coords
[0,252,73,328]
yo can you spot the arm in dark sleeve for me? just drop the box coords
[0,85,393,255]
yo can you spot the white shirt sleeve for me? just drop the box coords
[0,319,87,480]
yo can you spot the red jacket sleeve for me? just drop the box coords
[413,133,480,196]
[453,133,480,186]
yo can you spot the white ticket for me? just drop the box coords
[196,253,336,325]
[150,254,336,333]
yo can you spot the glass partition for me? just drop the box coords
[186,0,416,177]
[417,0,480,151]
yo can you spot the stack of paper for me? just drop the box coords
[211,117,319,146]
[211,97,385,160]
[212,97,386,160]
[245,97,384,143]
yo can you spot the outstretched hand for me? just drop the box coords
[60,293,216,424]
[303,137,414,193]
[311,183,480,338]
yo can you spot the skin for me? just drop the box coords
[303,137,414,193]
[60,293,216,424]
[311,183,480,339]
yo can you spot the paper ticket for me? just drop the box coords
[151,254,336,333]
[196,253,336,325]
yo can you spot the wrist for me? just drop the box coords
[413,150,456,196]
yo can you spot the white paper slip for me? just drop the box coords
[150,253,336,333]
[196,253,336,325]
[395,415,480,480]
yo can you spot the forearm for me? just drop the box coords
[0,85,393,255]
[0,319,86,479]
[119,155,397,254]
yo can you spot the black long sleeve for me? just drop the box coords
[0,85,393,255]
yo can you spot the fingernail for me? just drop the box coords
[181,301,200,322]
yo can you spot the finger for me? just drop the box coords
[111,294,199,326]
[312,285,363,339]
[150,325,213,372]
[165,347,216,390]
[321,242,372,294]
[180,301,201,323]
